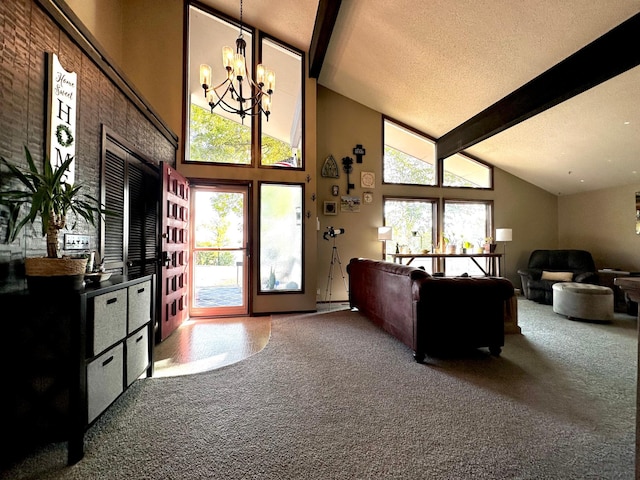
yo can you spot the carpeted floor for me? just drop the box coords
[1,298,636,479]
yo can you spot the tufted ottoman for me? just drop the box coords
[552,282,614,321]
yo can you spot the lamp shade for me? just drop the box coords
[495,228,512,242]
[377,226,393,241]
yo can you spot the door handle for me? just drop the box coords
[161,251,171,267]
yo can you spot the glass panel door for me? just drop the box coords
[190,185,248,317]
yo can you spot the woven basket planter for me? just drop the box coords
[25,257,88,291]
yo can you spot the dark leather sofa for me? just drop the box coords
[517,249,598,304]
[347,258,514,363]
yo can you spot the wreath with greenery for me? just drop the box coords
[55,124,74,148]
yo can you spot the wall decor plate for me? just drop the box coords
[361,171,375,188]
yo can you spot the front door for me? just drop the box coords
[189,184,249,317]
[159,163,190,342]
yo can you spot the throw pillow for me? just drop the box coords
[541,271,573,281]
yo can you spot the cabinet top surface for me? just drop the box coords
[1,274,154,299]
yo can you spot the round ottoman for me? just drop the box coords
[552,282,614,321]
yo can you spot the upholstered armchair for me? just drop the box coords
[517,249,598,304]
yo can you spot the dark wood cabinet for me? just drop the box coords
[2,275,154,465]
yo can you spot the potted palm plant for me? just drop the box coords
[0,146,107,289]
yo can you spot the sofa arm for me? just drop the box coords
[415,276,514,357]
[574,271,598,284]
[517,268,542,280]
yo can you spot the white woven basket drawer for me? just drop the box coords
[92,289,127,355]
[87,342,123,423]
[126,326,149,386]
[128,280,151,333]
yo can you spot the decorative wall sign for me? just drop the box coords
[321,155,339,178]
[47,53,77,184]
[331,185,339,196]
[353,144,366,163]
[323,201,337,216]
[361,171,375,189]
[363,192,373,204]
[340,195,361,213]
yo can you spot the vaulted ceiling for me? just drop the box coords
[200,0,640,195]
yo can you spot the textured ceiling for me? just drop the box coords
[198,0,640,195]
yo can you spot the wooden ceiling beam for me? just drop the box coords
[309,0,342,79]
[436,12,640,161]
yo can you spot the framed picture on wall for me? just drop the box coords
[324,201,337,216]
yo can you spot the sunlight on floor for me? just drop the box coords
[153,316,271,378]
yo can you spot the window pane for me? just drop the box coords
[261,38,303,168]
[443,201,491,276]
[187,6,252,164]
[260,183,303,292]
[443,153,492,188]
[383,119,436,185]
[383,199,435,270]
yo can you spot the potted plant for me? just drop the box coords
[0,146,107,288]
[483,236,497,253]
[443,234,457,254]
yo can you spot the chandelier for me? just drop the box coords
[199,0,275,122]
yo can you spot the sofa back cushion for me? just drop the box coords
[528,250,595,273]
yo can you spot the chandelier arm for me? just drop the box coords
[215,95,262,115]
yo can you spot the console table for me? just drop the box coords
[613,277,640,480]
[392,252,503,276]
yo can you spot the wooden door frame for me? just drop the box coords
[188,180,252,317]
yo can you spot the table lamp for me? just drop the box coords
[495,228,512,277]
[378,226,393,260]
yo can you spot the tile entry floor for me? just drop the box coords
[153,302,350,378]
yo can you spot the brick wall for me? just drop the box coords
[0,0,177,291]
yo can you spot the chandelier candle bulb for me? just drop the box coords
[256,64,265,85]
[199,64,211,87]
[266,70,276,93]
[234,54,246,79]
[222,46,234,70]
[262,94,271,113]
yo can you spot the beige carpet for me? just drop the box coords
[2,297,636,479]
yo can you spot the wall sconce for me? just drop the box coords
[495,228,512,277]
[377,226,393,260]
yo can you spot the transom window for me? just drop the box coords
[442,153,492,188]
[383,117,492,189]
[383,118,436,186]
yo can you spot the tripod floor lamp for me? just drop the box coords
[495,228,512,277]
